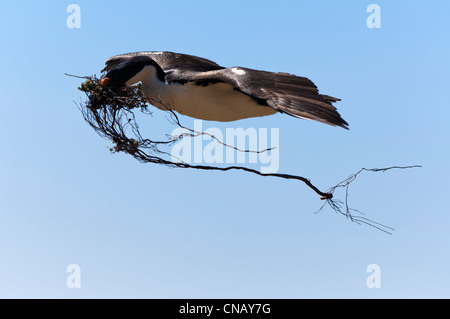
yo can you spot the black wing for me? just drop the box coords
[102,51,224,74]
[166,67,348,129]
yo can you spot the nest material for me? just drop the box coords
[75,75,420,234]
[78,77,169,156]
[77,76,335,195]
[79,78,147,111]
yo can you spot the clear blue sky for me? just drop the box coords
[0,1,449,298]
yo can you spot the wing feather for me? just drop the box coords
[102,51,224,73]
[166,67,348,129]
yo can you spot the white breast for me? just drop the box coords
[142,81,276,122]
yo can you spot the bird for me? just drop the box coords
[101,51,348,129]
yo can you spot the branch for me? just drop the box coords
[72,74,421,233]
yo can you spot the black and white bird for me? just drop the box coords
[101,51,348,129]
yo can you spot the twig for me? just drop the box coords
[72,74,421,233]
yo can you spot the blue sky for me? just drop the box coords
[0,1,449,298]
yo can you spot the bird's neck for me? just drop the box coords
[125,64,166,86]
[137,65,171,103]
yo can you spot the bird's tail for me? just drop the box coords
[319,94,341,103]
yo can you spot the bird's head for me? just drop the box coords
[101,55,166,87]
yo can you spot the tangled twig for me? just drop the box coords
[316,166,421,233]
[70,74,421,233]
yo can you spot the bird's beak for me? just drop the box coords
[101,77,110,87]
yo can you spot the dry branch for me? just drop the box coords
[71,74,420,234]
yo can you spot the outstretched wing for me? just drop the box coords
[166,67,349,129]
[102,51,224,74]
